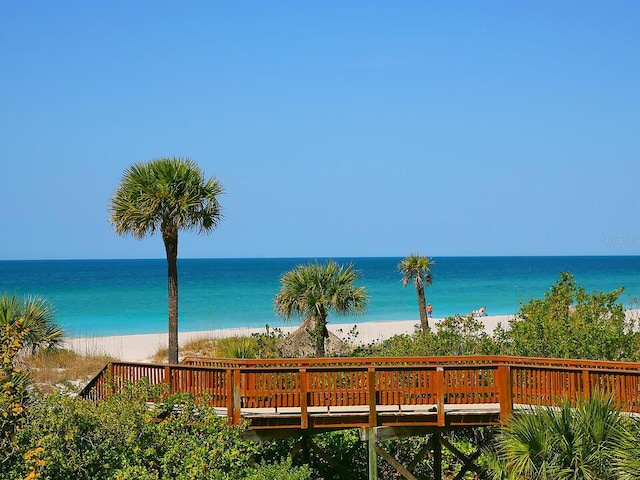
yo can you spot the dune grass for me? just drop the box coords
[26,348,115,395]
[150,335,263,363]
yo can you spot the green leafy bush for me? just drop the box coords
[2,383,309,480]
[507,272,639,360]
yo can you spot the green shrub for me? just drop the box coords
[2,382,303,480]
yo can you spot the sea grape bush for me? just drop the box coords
[507,272,639,360]
[361,272,638,362]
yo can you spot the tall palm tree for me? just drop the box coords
[274,260,369,357]
[398,254,434,332]
[0,294,64,354]
[109,157,224,364]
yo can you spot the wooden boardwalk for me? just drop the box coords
[81,354,640,434]
[80,355,640,479]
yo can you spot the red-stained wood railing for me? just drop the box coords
[80,355,640,429]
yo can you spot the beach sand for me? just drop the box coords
[65,314,514,363]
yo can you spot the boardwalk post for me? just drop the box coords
[226,368,234,424]
[164,365,172,394]
[233,368,242,425]
[433,432,442,480]
[106,363,114,397]
[582,369,591,400]
[367,427,378,480]
[300,368,308,429]
[498,364,513,423]
[368,367,377,427]
[436,367,445,426]
[367,367,378,479]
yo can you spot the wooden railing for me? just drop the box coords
[80,355,640,428]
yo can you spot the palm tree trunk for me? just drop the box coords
[416,282,429,332]
[314,316,328,357]
[164,234,179,364]
[301,315,328,357]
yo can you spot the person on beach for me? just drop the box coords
[427,303,433,318]
[472,306,486,317]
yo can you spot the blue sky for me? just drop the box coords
[2,1,639,260]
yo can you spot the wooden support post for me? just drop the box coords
[498,364,513,424]
[582,369,591,400]
[164,365,172,396]
[226,368,234,424]
[300,368,308,430]
[233,369,242,425]
[433,432,442,480]
[368,427,378,480]
[436,367,445,426]
[368,367,377,427]
[106,363,115,398]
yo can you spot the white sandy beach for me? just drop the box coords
[65,314,515,363]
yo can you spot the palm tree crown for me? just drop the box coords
[0,294,64,354]
[109,157,223,240]
[109,157,224,363]
[398,254,434,332]
[274,260,368,356]
[493,395,631,480]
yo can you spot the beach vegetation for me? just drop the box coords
[354,313,501,358]
[2,381,311,480]
[0,294,64,354]
[0,320,31,463]
[109,157,224,364]
[505,272,639,361]
[489,394,635,480]
[398,254,434,332]
[274,260,368,356]
[26,347,114,395]
[154,335,261,361]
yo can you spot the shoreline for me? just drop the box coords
[65,314,515,362]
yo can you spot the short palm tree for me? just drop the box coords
[0,294,64,354]
[274,260,369,357]
[109,157,224,364]
[611,414,640,479]
[493,395,627,480]
[398,254,434,332]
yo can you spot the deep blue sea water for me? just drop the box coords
[1,257,639,338]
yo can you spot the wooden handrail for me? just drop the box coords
[80,355,640,428]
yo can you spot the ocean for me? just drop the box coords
[1,256,639,338]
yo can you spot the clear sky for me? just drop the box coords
[2,1,639,260]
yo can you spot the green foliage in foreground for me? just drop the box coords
[0,320,31,461]
[1,382,312,480]
[490,394,640,480]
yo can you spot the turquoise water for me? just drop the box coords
[1,257,639,337]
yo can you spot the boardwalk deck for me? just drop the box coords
[80,354,640,432]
